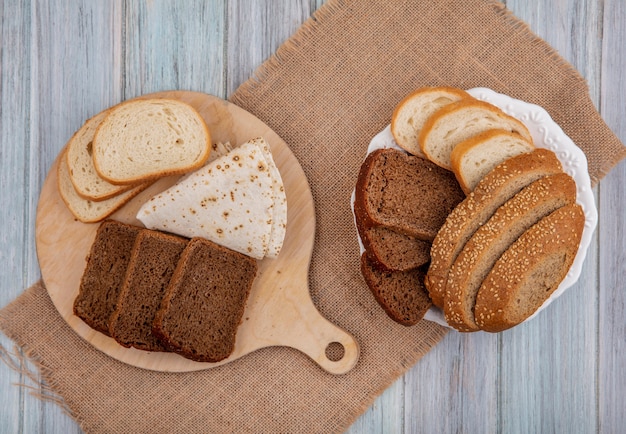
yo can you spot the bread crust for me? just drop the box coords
[425,149,563,308]
[474,204,585,332]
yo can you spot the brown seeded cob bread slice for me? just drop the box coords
[425,148,563,308]
[419,99,533,170]
[354,148,465,241]
[109,230,189,351]
[73,220,142,335]
[474,203,585,332]
[391,86,472,158]
[360,253,432,326]
[153,237,258,362]
[443,173,577,332]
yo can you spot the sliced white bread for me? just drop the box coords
[443,173,576,332]
[93,98,211,184]
[391,86,471,157]
[57,148,148,223]
[450,129,535,194]
[425,149,563,309]
[66,110,141,201]
[418,99,532,170]
[474,203,585,332]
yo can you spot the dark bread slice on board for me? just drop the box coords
[354,148,465,241]
[425,148,563,308]
[73,220,142,335]
[109,230,189,351]
[443,173,577,332]
[360,253,432,326]
[474,203,585,332]
[153,237,258,362]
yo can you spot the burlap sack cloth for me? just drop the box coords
[1,0,625,432]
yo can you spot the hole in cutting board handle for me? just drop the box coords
[325,341,345,362]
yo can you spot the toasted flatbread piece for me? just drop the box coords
[137,140,275,259]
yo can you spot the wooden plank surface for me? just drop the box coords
[0,0,624,432]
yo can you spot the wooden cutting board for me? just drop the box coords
[35,91,359,374]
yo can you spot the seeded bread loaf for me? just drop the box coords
[66,110,139,201]
[391,86,471,158]
[73,220,142,335]
[354,148,465,241]
[450,129,535,194]
[153,238,258,362]
[443,173,577,332]
[58,148,148,223]
[360,253,432,326]
[109,230,188,351]
[425,148,563,308]
[474,204,585,332]
[419,99,532,170]
[93,98,211,185]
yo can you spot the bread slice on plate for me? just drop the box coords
[391,86,471,158]
[419,99,533,170]
[443,173,577,332]
[425,148,563,308]
[359,226,431,272]
[109,230,189,352]
[360,253,432,326]
[474,203,585,332]
[153,237,258,363]
[354,148,465,241]
[66,110,139,201]
[450,129,535,194]
[57,148,148,223]
[92,98,211,184]
[73,220,143,336]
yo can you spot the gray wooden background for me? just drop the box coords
[1,0,624,432]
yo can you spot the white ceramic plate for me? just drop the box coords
[352,87,597,329]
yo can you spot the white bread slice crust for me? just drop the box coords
[57,148,148,223]
[66,110,141,201]
[391,86,472,157]
[419,99,533,170]
[474,203,585,332]
[93,99,211,185]
[443,173,577,332]
[450,129,535,194]
[425,149,563,308]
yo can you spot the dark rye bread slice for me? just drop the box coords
[361,226,431,271]
[425,148,563,308]
[360,253,432,326]
[474,203,585,332]
[109,230,189,351]
[354,148,465,242]
[443,173,577,332]
[153,237,258,362]
[73,220,142,335]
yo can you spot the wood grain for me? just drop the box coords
[0,0,624,432]
[36,91,359,374]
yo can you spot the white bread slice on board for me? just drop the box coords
[425,148,563,308]
[390,86,471,158]
[443,173,576,332]
[450,129,535,194]
[93,99,211,185]
[474,203,585,332]
[137,140,280,260]
[57,148,148,223]
[418,99,532,170]
[66,110,140,201]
